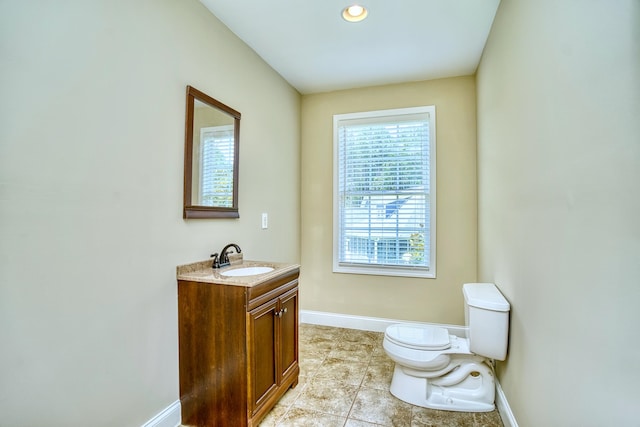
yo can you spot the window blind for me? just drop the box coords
[200,125,234,207]
[336,111,432,270]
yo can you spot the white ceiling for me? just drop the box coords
[199,0,500,94]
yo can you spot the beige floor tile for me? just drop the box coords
[293,378,359,417]
[278,380,307,407]
[276,406,347,427]
[258,403,288,426]
[313,356,369,385]
[345,419,387,427]
[258,383,307,426]
[329,340,377,362]
[341,328,383,346]
[349,387,413,426]
[300,324,344,341]
[411,406,497,427]
[473,410,504,427]
[299,335,337,352]
[298,354,325,380]
[371,342,388,356]
[362,356,395,390]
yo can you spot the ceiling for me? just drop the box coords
[199,0,500,94]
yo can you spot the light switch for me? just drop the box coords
[261,213,268,229]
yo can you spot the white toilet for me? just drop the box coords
[383,283,510,412]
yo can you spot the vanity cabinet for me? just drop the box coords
[178,267,299,427]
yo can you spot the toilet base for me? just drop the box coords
[389,358,496,412]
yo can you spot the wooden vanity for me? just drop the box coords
[177,260,300,427]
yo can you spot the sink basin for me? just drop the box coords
[221,266,274,277]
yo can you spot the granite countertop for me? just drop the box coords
[176,256,300,287]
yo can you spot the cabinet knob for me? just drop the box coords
[274,307,288,317]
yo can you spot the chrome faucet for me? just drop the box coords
[211,243,242,269]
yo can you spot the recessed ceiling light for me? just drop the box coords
[342,4,368,23]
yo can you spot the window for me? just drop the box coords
[199,125,234,207]
[333,106,436,278]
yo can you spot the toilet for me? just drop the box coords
[383,283,510,412]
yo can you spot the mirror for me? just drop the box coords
[183,86,240,218]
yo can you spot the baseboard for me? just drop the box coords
[141,400,181,427]
[496,381,518,427]
[299,309,468,338]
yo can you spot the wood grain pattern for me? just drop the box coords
[178,268,299,427]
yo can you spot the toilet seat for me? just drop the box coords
[385,324,451,351]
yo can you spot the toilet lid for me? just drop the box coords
[385,324,451,351]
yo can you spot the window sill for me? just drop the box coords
[333,263,435,279]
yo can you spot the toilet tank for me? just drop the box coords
[463,283,510,360]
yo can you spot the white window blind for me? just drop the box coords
[199,125,234,207]
[333,106,436,278]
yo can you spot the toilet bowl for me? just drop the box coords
[383,283,510,412]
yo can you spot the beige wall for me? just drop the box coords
[477,0,640,425]
[300,77,477,324]
[0,1,300,425]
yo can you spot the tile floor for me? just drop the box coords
[258,324,504,427]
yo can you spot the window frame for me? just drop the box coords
[332,106,437,279]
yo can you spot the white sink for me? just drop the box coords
[220,266,274,277]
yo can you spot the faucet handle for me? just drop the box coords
[210,253,220,269]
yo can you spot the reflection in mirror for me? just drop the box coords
[184,86,240,218]
[192,100,235,207]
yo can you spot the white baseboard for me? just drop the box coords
[299,309,467,337]
[300,309,517,425]
[496,381,518,427]
[141,400,181,427]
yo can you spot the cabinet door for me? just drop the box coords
[248,298,279,414]
[278,287,298,381]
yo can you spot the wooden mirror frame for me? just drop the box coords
[183,86,241,219]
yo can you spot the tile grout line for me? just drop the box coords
[341,348,373,427]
